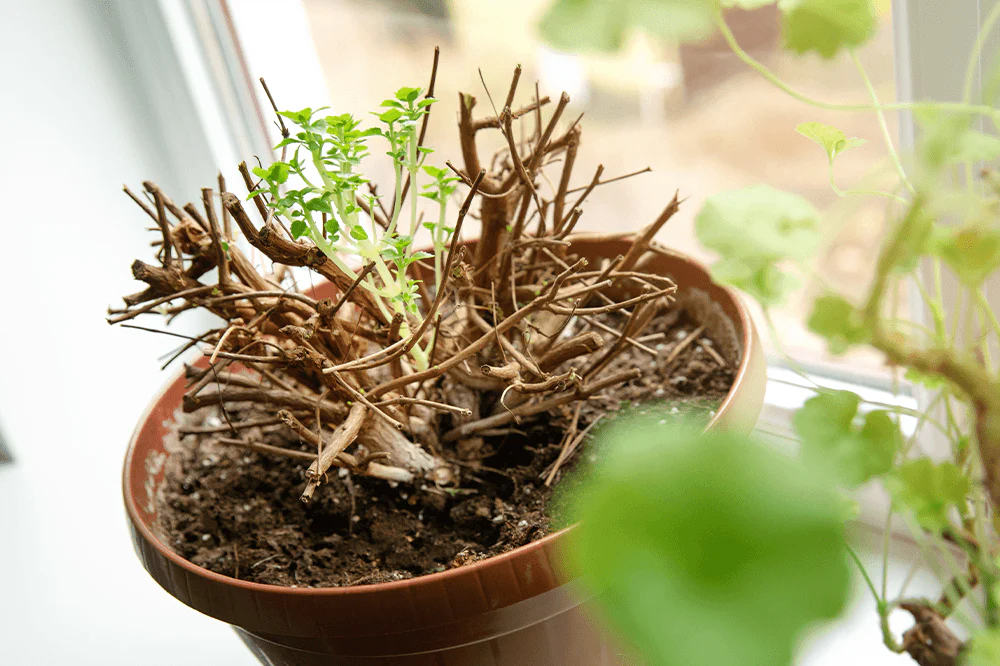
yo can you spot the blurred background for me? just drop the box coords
[0,0,965,663]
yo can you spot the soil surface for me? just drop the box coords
[156,307,736,587]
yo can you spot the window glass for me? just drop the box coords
[235,0,902,382]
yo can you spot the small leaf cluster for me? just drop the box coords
[695,184,820,304]
[420,165,461,255]
[375,87,436,174]
[793,390,899,488]
[251,107,377,243]
[796,121,866,165]
[245,86,450,341]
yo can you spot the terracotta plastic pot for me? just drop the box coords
[123,237,767,665]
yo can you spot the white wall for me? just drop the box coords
[0,1,251,663]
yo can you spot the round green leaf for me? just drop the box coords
[395,86,422,103]
[886,458,970,532]
[793,391,899,488]
[628,0,719,43]
[378,108,403,124]
[904,368,947,390]
[695,185,820,305]
[539,0,630,52]
[562,415,850,666]
[781,0,877,59]
[807,294,869,354]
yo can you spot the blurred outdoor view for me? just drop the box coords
[295,0,901,381]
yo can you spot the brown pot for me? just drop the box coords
[123,237,767,665]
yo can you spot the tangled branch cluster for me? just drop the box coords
[109,59,681,504]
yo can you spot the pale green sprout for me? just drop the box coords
[250,87,454,372]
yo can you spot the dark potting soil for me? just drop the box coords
[156,306,737,588]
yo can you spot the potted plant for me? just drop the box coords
[542,1,1000,665]
[113,53,766,664]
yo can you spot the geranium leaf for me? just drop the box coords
[289,219,308,240]
[886,459,969,532]
[539,0,630,51]
[958,131,1000,162]
[695,185,820,305]
[965,628,1000,666]
[793,391,899,488]
[781,0,877,59]
[915,108,1000,168]
[539,0,716,53]
[807,294,869,354]
[561,414,850,666]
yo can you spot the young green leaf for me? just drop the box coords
[781,0,877,59]
[422,165,447,179]
[395,86,422,103]
[561,414,850,666]
[378,108,403,124]
[695,185,821,305]
[277,108,312,124]
[349,225,369,241]
[904,368,947,390]
[807,294,869,354]
[915,109,1000,168]
[886,459,969,532]
[710,260,801,306]
[290,219,308,239]
[539,0,628,51]
[303,197,333,214]
[796,122,866,163]
[793,391,899,488]
[957,131,1000,162]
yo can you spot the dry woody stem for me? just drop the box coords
[109,54,682,507]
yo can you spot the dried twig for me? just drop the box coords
[112,66,691,511]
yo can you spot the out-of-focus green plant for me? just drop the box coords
[562,415,850,666]
[542,0,1000,664]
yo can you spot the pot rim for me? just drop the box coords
[122,241,756,598]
